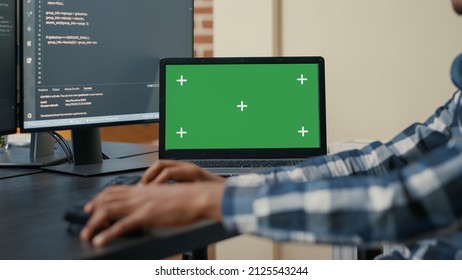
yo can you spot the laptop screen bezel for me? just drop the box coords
[159,56,327,160]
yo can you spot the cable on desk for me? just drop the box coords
[48,131,74,163]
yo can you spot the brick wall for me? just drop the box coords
[194,0,213,57]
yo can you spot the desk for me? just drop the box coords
[0,170,235,259]
[0,168,41,179]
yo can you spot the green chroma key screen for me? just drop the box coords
[165,63,322,149]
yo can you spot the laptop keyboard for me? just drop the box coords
[188,159,304,168]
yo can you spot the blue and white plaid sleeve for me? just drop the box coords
[221,91,462,246]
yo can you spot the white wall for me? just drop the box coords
[214,0,280,56]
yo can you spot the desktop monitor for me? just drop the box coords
[0,0,16,135]
[20,0,193,175]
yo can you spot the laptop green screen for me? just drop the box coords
[165,62,322,150]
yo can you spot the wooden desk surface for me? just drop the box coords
[0,171,234,259]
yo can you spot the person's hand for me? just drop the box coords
[140,159,224,185]
[79,181,225,247]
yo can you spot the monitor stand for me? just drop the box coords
[42,127,155,176]
[0,132,67,167]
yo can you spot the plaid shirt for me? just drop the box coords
[222,90,462,259]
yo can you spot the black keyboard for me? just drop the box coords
[64,175,142,226]
[189,159,304,168]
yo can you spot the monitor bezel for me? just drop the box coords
[0,0,17,135]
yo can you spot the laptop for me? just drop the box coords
[159,56,326,176]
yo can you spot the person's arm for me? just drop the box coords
[241,91,460,188]
[80,92,461,247]
[222,128,462,244]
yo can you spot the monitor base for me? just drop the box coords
[0,145,67,167]
[41,153,155,177]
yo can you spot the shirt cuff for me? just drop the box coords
[221,178,261,234]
